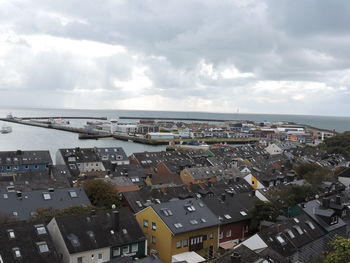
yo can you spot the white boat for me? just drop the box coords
[0,126,12,134]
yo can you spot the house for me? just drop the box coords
[0,220,61,263]
[135,198,220,263]
[145,133,177,140]
[337,168,350,189]
[95,148,129,166]
[104,176,140,193]
[0,164,71,192]
[300,198,347,237]
[0,150,52,176]
[265,142,297,156]
[0,187,91,220]
[239,213,331,263]
[180,165,240,185]
[113,164,147,187]
[243,169,295,190]
[202,192,258,250]
[47,208,147,263]
[56,148,106,177]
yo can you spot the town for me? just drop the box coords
[0,127,349,263]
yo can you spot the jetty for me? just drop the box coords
[119,116,240,122]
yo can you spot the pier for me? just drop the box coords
[119,116,240,122]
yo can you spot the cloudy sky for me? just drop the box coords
[1,0,350,116]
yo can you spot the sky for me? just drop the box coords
[1,0,350,116]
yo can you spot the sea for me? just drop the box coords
[0,107,349,161]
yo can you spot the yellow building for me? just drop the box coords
[135,198,220,263]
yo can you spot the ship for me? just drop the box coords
[0,126,12,134]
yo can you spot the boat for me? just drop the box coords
[0,126,12,134]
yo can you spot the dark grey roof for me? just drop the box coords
[53,208,146,254]
[136,256,164,263]
[338,168,350,178]
[0,220,61,263]
[131,151,192,169]
[150,198,220,234]
[202,192,258,224]
[0,150,52,166]
[259,213,326,258]
[113,164,147,181]
[0,187,91,220]
[301,200,347,233]
[95,147,128,163]
[183,165,241,180]
[0,167,71,192]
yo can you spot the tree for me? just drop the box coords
[83,179,120,209]
[294,163,332,186]
[32,205,97,223]
[250,200,279,232]
[320,131,350,158]
[323,236,350,263]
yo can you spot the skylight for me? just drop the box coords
[224,214,232,219]
[305,221,315,230]
[8,230,15,239]
[276,235,286,245]
[35,225,47,235]
[293,225,304,235]
[190,219,199,225]
[37,242,49,253]
[13,248,21,258]
[69,191,78,198]
[286,229,295,239]
[293,218,300,223]
[174,223,183,228]
[42,193,51,200]
[240,211,248,216]
[200,218,207,223]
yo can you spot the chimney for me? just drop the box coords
[322,198,330,209]
[208,181,212,187]
[221,193,226,202]
[91,210,96,216]
[335,195,341,205]
[230,252,241,263]
[112,210,119,230]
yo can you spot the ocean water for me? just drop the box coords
[0,107,349,160]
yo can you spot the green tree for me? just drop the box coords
[250,200,279,232]
[320,131,350,158]
[323,236,350,263]
[83,179,120,209]
[32,205,97,223]
[294,163,332,185]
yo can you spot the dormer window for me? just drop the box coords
[305,220,315,230]
[293,225,304,235]
[276,235,286,245]
[331,216,338,225]
[224,214,231,219]
[35,225,47,235]
[286,229,295,239]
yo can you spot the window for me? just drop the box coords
[224,214,231,219]
[69,191,78,198]
[226,230,232,237]
[152,236,156,244]
[251,181,255,185]
[131,243,138,252]
[34,165,39,169]
[286,229,295,239]
[209,233,214,239]
[122,246,129,254]
[98,254,103,260]
[143,219,148,227]
[293,225,303,235]
[219,232,223,239]
[25,165,29,170]
[35,225,47,235]
[113,248,120,257]
[8,229,15,239]
[305,220,315,230]
[152,222,156,230]
[331,216,338,225]
[37,242,49,253]
[174,223,183,228]
[13,211,18,217]
[190,219,198,225]
[176,240,182,248]
[183,239,188,247]
[43,193,51,200]
[240,211,247,216]
[77,257,83,263]
[13,248,21,258]
[276,235,286,245]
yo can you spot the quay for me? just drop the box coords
[119,116,241,122]
[20,116,107,120]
